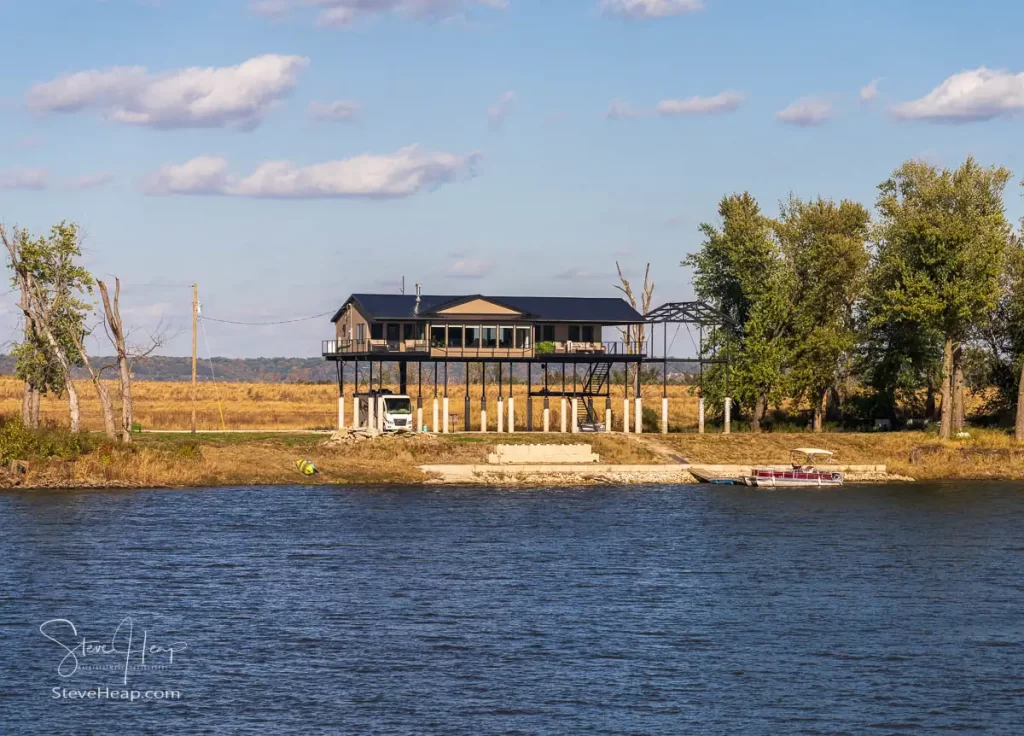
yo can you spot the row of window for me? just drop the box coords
[360,322,598,346]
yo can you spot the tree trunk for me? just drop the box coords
[99,279,132,442]
[939,337,954,440]
[752,393,766,433]
[952,346,965,435]
[813,389,826,433]
[30,388,40,428]
[22,381,33,426]
[66,380,80,433]
[1015,358,1024,442]
[90,376,118,440]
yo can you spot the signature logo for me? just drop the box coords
[39,617,187,685]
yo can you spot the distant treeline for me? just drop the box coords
[0,354,338,384]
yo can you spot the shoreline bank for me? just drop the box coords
[0,430,1019,489]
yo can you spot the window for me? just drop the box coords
[568,325,580,342]
[356,323,366,341]
[370,323,384,340]
[483,327,497,349]
[535,324,555,343]
[582,325,595,342]
[447,325,464,348]
[465,326,480,348]
[499,326,514,349]
[431,326,446,347]
[403,324,415,341]
[515,326,531,349]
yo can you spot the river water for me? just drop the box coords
[1,483,1021,734]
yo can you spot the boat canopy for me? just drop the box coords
[792,448,834,457]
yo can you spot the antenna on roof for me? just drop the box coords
[414,283,422,315]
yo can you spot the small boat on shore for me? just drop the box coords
[744,448,844,488]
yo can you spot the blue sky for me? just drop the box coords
[2,0,1024,358]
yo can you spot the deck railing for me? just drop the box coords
[322,339,653,358]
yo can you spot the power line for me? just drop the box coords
[200,310,334,326]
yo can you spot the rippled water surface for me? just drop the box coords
[1,483,1022,734]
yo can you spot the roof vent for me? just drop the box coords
[414,283,421,315]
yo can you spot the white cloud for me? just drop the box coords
[446,258,491,279]
[253,0,507,28]
[776,97,832,126]
[860,78,881,103]
[891,68,1024,122]
[603,97,647,119]
[144,146,480,199]
[308,99,362,121]
[0,168,48,190]
[66,172,115,190]
[27,54,308,130]
[657,91,745,116]
[487,90,516,129]
[600,0,703,19]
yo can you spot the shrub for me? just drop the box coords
[641,406,660,433]
[535,342,556,355]
[0,417,95,464]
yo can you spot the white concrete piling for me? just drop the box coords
[338,396,345,430]
[432,398,439,433]
[570,398,578,433]
[623,398,630,434]
[635,397,643,434]
[497,399,504,433]
[442,397,450,434]
[605,406,612,432]
[543,406,550,433]
[417,406,424,433]
[661,396,669,434]
[353,395,360,429]
[508,397,515,433]
[560,398,568,433]
[367,395,375,431]
[724,397,731,435]
[698,397,705,434]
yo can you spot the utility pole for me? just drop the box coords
[191,283,198,434]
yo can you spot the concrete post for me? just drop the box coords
[570,398,578,433]
[367,395,375,432]
[480,407,487,433]
[338,396,345,430]
[417,406,424,433]
[543,400,550,433]
[661,396,668,434]
[698,397,705,434]
[442,397,450,434]
[508,397,515,433]
[377,396,385,432]
[635,397,643,434]
[353,395,360,429]
[560,398,567,433]
[724,397,731,435]
[497,398,504,433]
[623,398,630,434]
[605,407,612,432]
[432,397,439,433]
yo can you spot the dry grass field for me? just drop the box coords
[0,377,703,432]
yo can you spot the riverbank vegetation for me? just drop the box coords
[691,157,1024,440]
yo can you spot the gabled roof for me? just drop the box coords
[332,293,645,324]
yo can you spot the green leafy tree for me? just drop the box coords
[776,196,871,431]
[3,222,98,434]
[685,192,791,431]
[871,158,1012,440]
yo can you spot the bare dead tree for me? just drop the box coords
[615,261,655,395]
[98,277,170,442]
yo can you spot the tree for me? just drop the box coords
[871,158,1012,440]
[615,262,654,397]
[776,196,871,431]
[685,192,791,432]
[2,223,97,433]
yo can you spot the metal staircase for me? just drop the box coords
[575,362,612,426]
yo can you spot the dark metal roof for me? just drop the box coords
[645,301,732,327]
[333,293,645,324]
